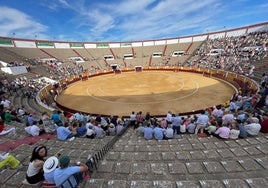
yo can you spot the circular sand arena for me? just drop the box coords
[56,71,235,116]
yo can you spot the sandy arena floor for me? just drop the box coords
[56,71,235,116]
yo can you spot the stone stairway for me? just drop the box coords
[2,127,267,187]
[84,129,268,188]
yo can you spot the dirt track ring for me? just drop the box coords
[56,71,235,116]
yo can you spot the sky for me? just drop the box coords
[0,0,267,42]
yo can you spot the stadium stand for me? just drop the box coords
[0,22,268,187]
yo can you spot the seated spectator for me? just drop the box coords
[17,106,28,117]
[212,124,230,139]
[153,124,164,140]
[204,124,217,135]
[25,121,45,136]
[94,124,106,138]
[54,155,92,187]
[41,112,57,134]
[237,111,249,123]
[51,110,63,126]
[26,145,48,184]
[116,119,124,134]
[86,125,96,139]
[260,114,268,133]
[164,124,174,139]
[186,120,196,134]
[107,123,116,136]
[160,118,167,129]
[229,123,240,139]
[4,110,21,123]
[26,114,38,126]
[77,122,87,137]
[244,117,261,136]
[237,119,248,138]
[0,97,11,109]
[143,122,153,140]
[43,156,59,184]
[0,118,16,136]
[56,125,75,141]
[0,150,21,169]
[135,123,144,137]
[222,111,235,125]
[69,121,78,136]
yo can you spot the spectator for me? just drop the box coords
[4,110,21,123]
[135,123,144,137]
[164,124,174,139]
[194,110,209,135]
[160,118,167,129]
[53,155,92,187]
[116,119,124,134]
[25,121,45,136]
[41,112,57,134]
[143,122,153,140]
[43,156,59,184]
[237,119,248,138]
[171,113,182,135]
[76,122,87,137]
[108,123,116,136]
[85,125,96,139]
[26,145,48,184]
[229,123,240,139]
[0,150,21,169]
[51,110,63,126]
[153,124,164,140]
[136,111,144,129]
[26,114,38,126]
[212,124,230,139]
[0,118,16,136]
[244,117,261,136]
[166,111,172,124]
[94,124,106,138]
[260,114,268,133]
[129,111,136,128]
[56,125,75,141]
[186,120,196,134]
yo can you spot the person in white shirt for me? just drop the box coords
[244,117,261,136]
[0,98,11,109]
[25,121,43,136]
[166,111,172,124]
[129,111,136,127]
[229,127,240,139]
[164,124,174,139]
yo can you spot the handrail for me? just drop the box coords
[88,125,129,170]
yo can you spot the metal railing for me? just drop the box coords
[88,125,129,170]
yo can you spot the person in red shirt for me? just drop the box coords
[0,119,16,136]
[260,114,268,133]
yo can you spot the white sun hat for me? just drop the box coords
[43,156,59,173]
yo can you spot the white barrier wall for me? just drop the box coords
[1,66,28,75]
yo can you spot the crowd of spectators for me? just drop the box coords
[186,31,268,77]
[1,30,268,188]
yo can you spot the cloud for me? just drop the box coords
[0,6,48,39]
[0,0,267,42]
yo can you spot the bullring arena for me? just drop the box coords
[1,22,268,188]
[56,70,235,116]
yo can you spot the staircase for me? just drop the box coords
[84,129,268,187]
